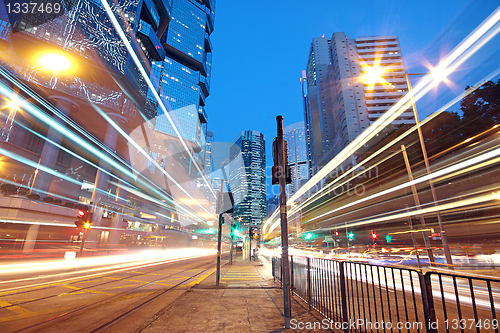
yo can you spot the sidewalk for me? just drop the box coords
[138,255,334,333]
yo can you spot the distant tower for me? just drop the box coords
[228,130,266,226]
[284,122,309,197]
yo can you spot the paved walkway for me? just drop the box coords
[137,256,334,332]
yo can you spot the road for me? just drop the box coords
[0,249,220,333]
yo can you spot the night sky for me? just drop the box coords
[206,0,500,196]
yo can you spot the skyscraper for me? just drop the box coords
[228,130,266,226]
[302,33,415,177]
[301,37,333,178]
[284,122,309,197]
[151,0,215,175]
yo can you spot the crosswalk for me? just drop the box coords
[221,266,264,283]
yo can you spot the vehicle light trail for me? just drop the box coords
[0,76,213,225]
[264,6,500,235]
[0,248,217,290]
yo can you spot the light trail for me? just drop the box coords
[92,105,216,219]
[308,145,500,227]
[0,248,217,291]
[263,6,500,235]
[0,75,212,225]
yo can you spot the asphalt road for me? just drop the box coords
[0,250,222,333]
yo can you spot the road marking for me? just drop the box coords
[61,285,115,296]
[184,268,215,287]
[0,300,34,316]
[101,284,140,291]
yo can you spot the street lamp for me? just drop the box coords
[38,52,72,72]
[405,71,454,270]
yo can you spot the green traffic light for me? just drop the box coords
[348,231,354,240]
[386,235,392,243]
[232,229,240,236]
[305,233,312,240]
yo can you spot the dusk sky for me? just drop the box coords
[206,0,500,196]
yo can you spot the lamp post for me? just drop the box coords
[405,72,454,270]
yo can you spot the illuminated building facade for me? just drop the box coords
[302,33,414,177]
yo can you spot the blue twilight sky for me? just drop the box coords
[205,0,500,197]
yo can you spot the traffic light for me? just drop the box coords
[75,209,92,229]
[249,227,259,239]
[385,235,392,244]
[334,230,339,237]
[231,224,240,237]
[372,232,377,239]
[347,231,354,240]
[305,232,312,240]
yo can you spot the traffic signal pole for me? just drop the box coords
[216,180,225,287]
[79,228,87,258]
[276,115,292,328]
[249,226,252,261]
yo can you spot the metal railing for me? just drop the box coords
[272,255,500,333]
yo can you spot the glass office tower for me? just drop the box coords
[151,0,215,175]
[284,122,309,197]
[228,130,266,226]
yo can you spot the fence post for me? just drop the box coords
[290,255,294,292]
[419,272,437,333]
[307,256,311,310]
[338,261,349,333]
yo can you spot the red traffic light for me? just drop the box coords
[77,209,85,217]
[372,233,377,239]
[334,231,339,236]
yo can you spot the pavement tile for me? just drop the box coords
[138,257,335,333]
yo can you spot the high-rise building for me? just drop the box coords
[284,122,309,197]
[301,37,333,178]
[228,130,266,226]
[151,0,215,175]
[302,33,415,177]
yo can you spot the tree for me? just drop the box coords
[460,79,500,137]
[422,111,464,157]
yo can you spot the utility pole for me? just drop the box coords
[274,115,291,328]
[216,179,225,287]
